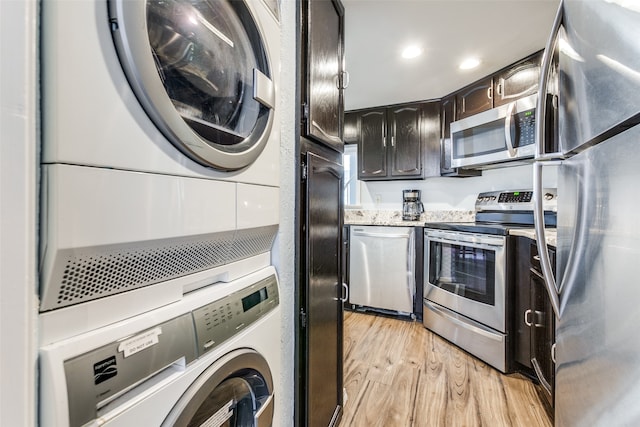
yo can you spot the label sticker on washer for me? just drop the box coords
[117,327,162,358]
[199,400,234,427]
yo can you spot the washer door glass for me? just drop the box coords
[188,377,255,427]
[109,0,275,170]
[163,350,274,427]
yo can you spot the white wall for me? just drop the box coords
[0,0,38,425]
[272,0,296,425]
[357,164,558,211]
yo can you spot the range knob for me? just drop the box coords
[544,193,554,200]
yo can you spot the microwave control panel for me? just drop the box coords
[514,109,536,147]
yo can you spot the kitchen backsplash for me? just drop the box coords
[351,164,558,211]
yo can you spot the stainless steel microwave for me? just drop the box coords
[450,93,537,169]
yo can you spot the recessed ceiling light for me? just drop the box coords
[401,45,423,59]
[459,57,481,70]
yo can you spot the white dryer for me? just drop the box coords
[39,0,282,339]
[40,267,282,427]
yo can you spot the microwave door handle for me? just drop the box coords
[504,101,517,157]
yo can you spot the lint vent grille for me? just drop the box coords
[40,225,278,311]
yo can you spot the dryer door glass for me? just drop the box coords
[109,0,275,170]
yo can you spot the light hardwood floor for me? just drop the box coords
[340,311,552,427]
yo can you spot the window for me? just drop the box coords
[343,144,360,206]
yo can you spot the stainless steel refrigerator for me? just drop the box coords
[534,1,640,425]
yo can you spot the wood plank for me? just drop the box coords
[340,312,552,427]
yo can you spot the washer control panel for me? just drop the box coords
[193,274,279,356]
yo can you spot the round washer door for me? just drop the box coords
[109,0,275,171]
[163,349,274,427]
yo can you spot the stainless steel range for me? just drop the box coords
[423,189,557,373]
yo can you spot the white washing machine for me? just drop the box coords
[40,267,282,427]
[39,0,282,341]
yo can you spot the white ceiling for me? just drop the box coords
[343,0,560,111]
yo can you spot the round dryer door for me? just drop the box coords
[109,0,275,170]
[164,349,274,427]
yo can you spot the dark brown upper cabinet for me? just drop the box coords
[355,102,440,181]
[343,111,359,145]
[493,51,543,108]
[455,50,543,120]
[455,76,493,120]
[388,104,423,178]
[301,0,346,153]
[358,108,387,179]
[439,96,481,177]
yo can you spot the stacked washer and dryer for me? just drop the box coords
[38,0,283,425]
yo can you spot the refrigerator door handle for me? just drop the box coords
[533,163,561,319]
[535,0,564,161]
[533,0,564,319]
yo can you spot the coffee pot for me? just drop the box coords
[402,189,424,221]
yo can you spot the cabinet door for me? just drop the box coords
[303,152,344,427]
[493,51,542,107]
[358,109,387,179]
[531,270,555,407]
[302,0,345,152]
[343,112,359,145]
[513,237,533,369]
[388,104,422,178]
[455,77,493,120]
[440,96,456,174]
[439,97,481,177]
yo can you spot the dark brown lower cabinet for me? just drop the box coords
[513,237,555,411]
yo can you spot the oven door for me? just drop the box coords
[424,229,506,332]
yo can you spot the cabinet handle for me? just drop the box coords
[340,282,349,303]
[524,309,533,327]
[534,310,545,328]
[487,86,493,100]
[383,136,386,148]
[497,78,505,96]
[391,136,395,147]
[533,255,541,261]
[339,71,350,89]
[551,343,556,364]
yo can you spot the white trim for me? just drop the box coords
[0,0,38,425]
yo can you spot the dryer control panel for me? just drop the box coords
[192,274,279,355]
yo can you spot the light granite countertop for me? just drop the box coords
[344,209,557,247]
[508,228,557,247]
[344,209,475,226]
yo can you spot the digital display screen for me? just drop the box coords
[242,287,268,312]
[514,192,520,196]
[524,110,533,117]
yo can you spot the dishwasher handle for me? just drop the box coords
[351,229,411,239]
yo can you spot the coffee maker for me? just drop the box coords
[402,189,424,221]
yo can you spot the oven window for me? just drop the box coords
[429,241,495,305]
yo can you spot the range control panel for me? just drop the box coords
[476,189,557,211]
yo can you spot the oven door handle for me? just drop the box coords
[426,235,504,250]
[424,300,504,342]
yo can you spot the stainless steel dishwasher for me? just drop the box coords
[349,225,415,315]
